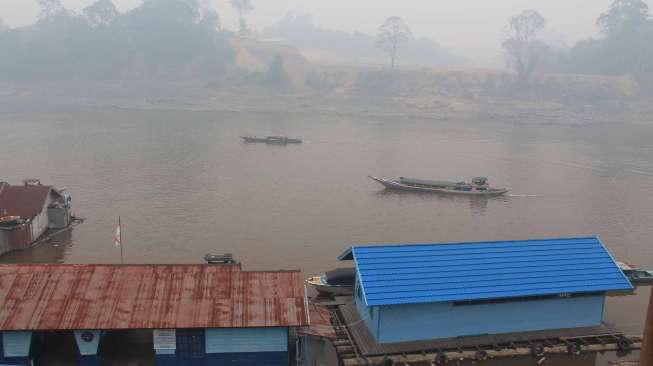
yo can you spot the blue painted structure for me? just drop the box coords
[340,237,633,343]
[0,331,33,366]
[154,328,289,366]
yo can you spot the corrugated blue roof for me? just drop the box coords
[339,237,633,306]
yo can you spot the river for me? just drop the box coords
[0,107,650,365]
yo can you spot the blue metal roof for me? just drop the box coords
[339,237,633,307]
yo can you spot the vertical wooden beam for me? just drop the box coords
[641,288,653,366]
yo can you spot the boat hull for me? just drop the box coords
[369,176,508,196]
[240,136,302,144]
[306,276,353,296]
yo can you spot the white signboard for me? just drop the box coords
[153,329,176,350]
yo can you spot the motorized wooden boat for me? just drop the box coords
[618,261,653,285]
[204,253,238,265]
[369,176,509,196]
[306,268,355,297]
[0,216,23,227]
[240,136,302,144]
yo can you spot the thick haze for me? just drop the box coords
[0,0,636,67]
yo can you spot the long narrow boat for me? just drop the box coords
[369,176,509,196]
[240,136,302,144]
[618,261,653,285]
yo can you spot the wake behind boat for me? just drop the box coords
[369,176,509,196]
[240,136,302,144]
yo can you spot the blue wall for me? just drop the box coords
[369,295,605,343]
[0,331,33,366]
[205,328,287,353]
[154,328,289,366]
[355,279,380,340]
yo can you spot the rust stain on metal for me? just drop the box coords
[297,304,336,339]
[0,264,308,331]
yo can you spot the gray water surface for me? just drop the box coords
[1,107,650,365]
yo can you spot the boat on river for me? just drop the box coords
[204,253,238,265]
[0,216,24,228]
[369,176,509,196]
[618,261,653,285]
[240,136,302,144]
[306,268,355,297]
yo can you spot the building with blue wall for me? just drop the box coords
[0,264,309,365]
[339,237,633,344]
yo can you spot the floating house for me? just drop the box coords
[338,237,633,344]
[0,180,71,254]
[0,264,308,366]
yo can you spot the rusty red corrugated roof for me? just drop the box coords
[0,185,51,219]
[0,264,308,331]
[297,304,336,339]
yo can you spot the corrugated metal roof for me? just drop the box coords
[296,304,336,339]
[0,185,51,219]
[339,237,633,306]
[0,264,308,331]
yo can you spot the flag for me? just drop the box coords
[113,219,121,247]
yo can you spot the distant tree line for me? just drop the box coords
[0,0,235,81]
[262,12,465,68]
[504,0,653,86]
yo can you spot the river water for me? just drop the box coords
[0,107,651,365]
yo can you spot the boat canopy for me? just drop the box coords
[398,177,457,187]
[325,268,355,286]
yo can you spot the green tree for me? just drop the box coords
[597,0,650,35]
[83,0,119,27]
[229,0,254,36]
[502,10,549,86]
[265,54,290,90]
[0,0,235,81]
[376,16,412,69]
[37,0,66,20]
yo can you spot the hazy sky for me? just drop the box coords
[0,0,646,67]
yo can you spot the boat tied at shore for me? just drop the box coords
[618,261,653,285]
[306,267,355,297]
[240,136,302,144]
[369,176,509,196]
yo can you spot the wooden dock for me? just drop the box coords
[323,298,642,366]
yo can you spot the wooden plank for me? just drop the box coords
[339,341,642,366]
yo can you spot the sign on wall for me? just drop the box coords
[153,329,176,350]
[73,330,101,356]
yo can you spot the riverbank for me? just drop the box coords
[1,69,651,127]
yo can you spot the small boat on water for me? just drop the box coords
[204,253,238,265]
[0,216,24,228]
[306,268,355,297]
[369,176,509,196]
[240,136,302,144]
[618,261,653,285]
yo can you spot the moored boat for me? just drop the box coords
[618,261,653,285]
[0,216,24,228]
[369,176,509,196]
[240,136,302,144]
[306,268,355,297]
[204,253,238,265]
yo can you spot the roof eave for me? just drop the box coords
[337,247,354,261]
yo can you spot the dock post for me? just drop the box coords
[641,288,653,366]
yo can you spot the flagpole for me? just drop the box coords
[119,216,124,265]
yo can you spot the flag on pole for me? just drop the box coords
[113,218,121,247]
